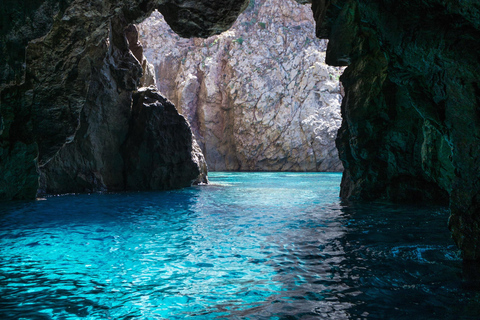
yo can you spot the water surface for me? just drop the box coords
[1,172,479,319]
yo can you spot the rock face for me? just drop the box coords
[313,0,480,260]
[138,0,344,171]
[121,87,207,190]
[38,23,207,194]
[0,0,247,199]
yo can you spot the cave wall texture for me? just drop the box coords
[311,0,480,260]
[1,0,480,261]
[0,0,248,198]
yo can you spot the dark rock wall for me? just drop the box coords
[38,17,142,194]
[0,0,72,86]
[1,0,248,200]
[313,0,480,260]
[121,87,207,190]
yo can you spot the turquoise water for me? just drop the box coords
[1,172,479,319]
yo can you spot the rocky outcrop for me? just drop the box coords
[0,0,248,200]
[313,0,480,260]
[38,24,207,194]
[138,0,344,171]
[121,87,207,190]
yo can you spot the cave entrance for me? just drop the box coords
[137,0,345,172]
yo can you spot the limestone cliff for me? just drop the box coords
[313,0,480,260]
[138,0,344,171]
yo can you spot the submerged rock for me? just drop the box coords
[138,0,344,171]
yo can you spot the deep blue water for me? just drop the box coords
[1,172,479,319]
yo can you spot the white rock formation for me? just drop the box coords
[138,0,344,171]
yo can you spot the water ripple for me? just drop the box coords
[0,173,479,319]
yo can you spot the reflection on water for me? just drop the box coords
[0,172,479,319]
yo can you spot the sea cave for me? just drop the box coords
[1,0,480,318]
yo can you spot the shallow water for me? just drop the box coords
[1,172,479,319]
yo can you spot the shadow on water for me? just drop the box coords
[333,201,480,320]
[231,200,480,320]
[1,275,109,319]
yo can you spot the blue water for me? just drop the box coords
[1,172,479,319]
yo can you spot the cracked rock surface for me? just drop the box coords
[138,0,344,171]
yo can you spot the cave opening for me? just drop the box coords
[136,0,345,172]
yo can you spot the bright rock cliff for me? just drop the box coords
[138,0,344,171]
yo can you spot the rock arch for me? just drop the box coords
[0,0,249,198]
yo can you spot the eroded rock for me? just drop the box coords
[138,0,344,171]
[0,0,246,199]
[314,0,480,260]
[1,0,248,200]
[39,22,207,194]
[122,87,207,190]
[38,19,142,194]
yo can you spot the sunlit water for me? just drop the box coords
[1,172,479,319]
